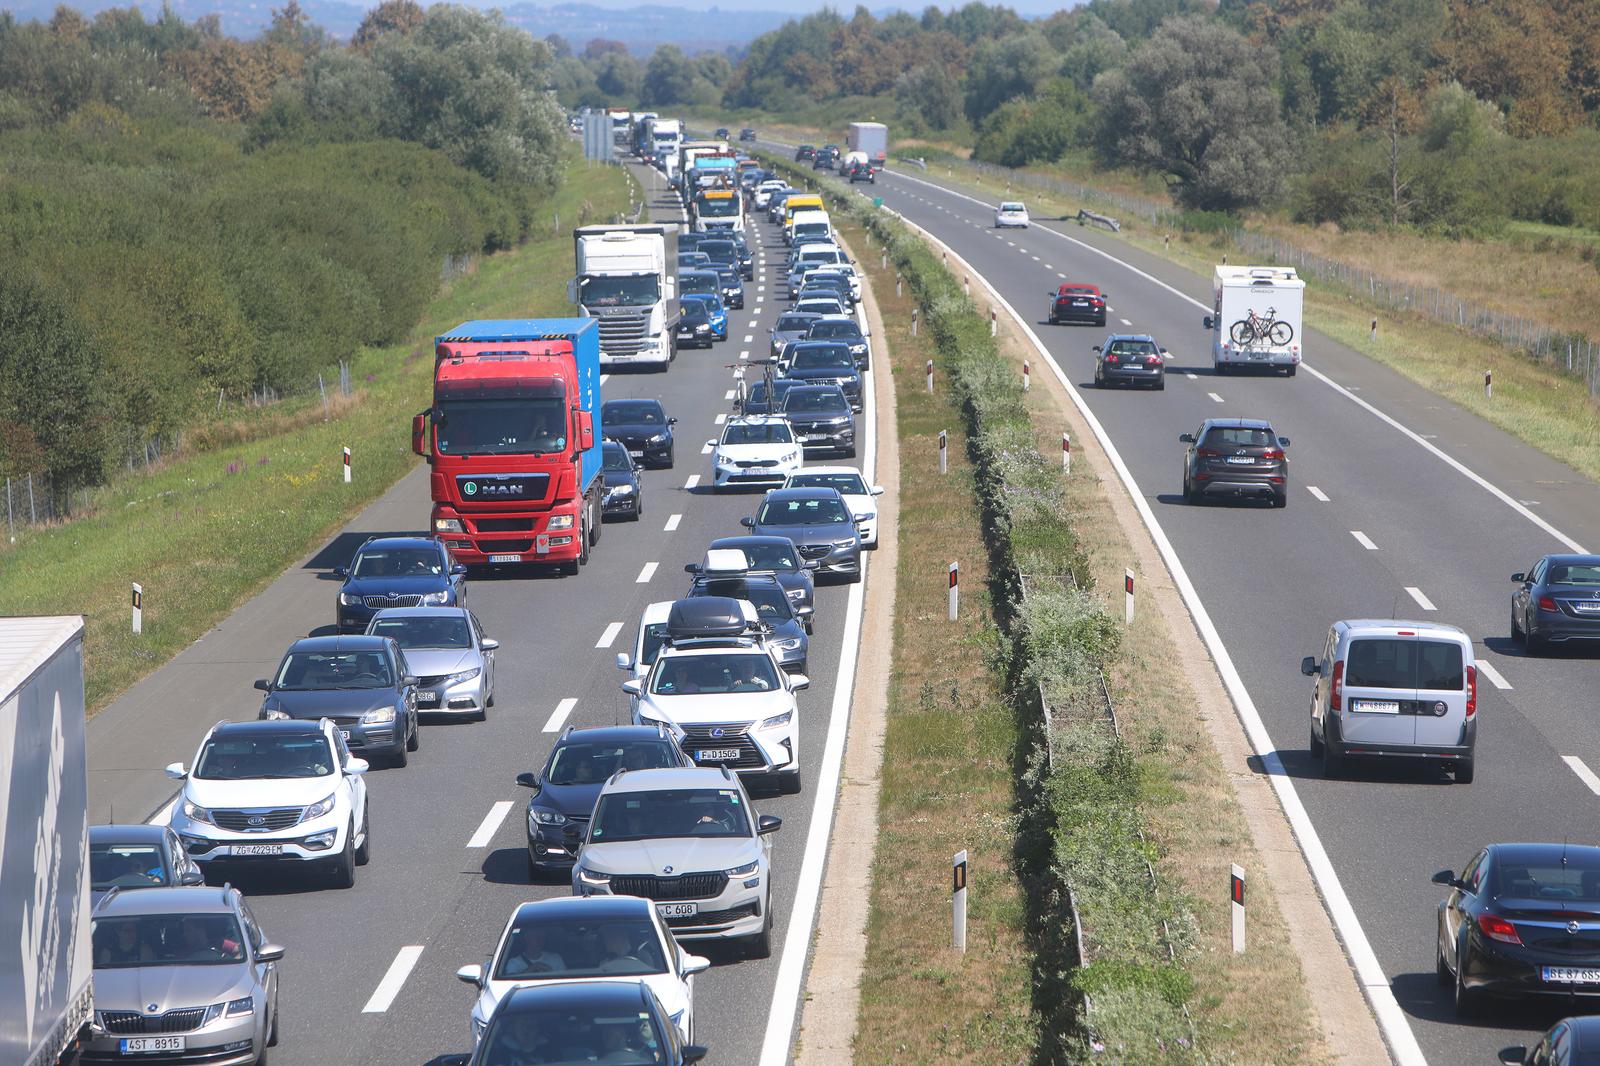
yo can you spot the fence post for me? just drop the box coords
[27,473,36,525]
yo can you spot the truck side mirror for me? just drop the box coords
[567,278,579,305]
[578,411,594,451]
[411,412,428,457]
[1202,315,1214,330]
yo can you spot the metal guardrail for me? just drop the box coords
[1074,208,1120,233]
[894,155,927,171]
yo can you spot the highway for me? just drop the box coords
[741,137,1600,1064]
[81,159,880,1065]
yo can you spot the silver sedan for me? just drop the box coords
[366,606,498,720]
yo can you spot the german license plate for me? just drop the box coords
[120,1037,185,1054]
[233,844,282,857]
[416,691,439,705]
[1544,966,1600,984]
[489,554,521,564]
[695,748,741,762]
[657,903,698,918]
[1226,456,1254,465]
[1354,700,1400,714]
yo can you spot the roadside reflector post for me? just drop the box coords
[926,359,934,393]
[1062,432,1071,474]
[964,274,970,297]
[1022,360,1031,391]
[1485,370,1492,399]
[941,250,947,268]
[1124,568,1135,626]
[938,430,947,474]
[343,446,352,484]
[1231,864,1246,953]
[952,850,969,952]
[990,308,998,338]
[948,562,959,622]
[912,307,919,337]
[132,583,143,635]
[1370,318,1378,342]
[896,274,903,298]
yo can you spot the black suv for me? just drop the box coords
[714,127,730,139]
[813,147,838,170]
[601,398,676,468]
[1179,418,1290,507]
[780,384,856,457]
[739,127,757,142]
[783,341,863,411]
[794,145,816,162]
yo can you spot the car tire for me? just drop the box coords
[256,1045,270,1066]
[1453,942,1480,1016]
[1526,627,1545,656]
[747,901,774,959]
[329,827,356,889]
[1455,757,1475,784]
[588,495,601,548]
[779,769,802,795]
[406,715,419,752]
[1436,924,1452,985]
[1153,376,1165,391]
[354,803,370,866]
[1321,723,1343,778]
[267,1002,279,1046]
[848,567,863,584]
[1510,607,1523,643]
[844,444,857,459]
[1272,491,1288,509]
[1286,365,1298,378]
[1309,724,1324,759]
[1182,476,1194,504]
[390,741,408,768]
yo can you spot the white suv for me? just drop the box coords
[165,718,370,887]
[710,417,803,492]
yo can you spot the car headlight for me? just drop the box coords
[772,637,802,651]
[696,324,710,332]
[609,484,635,497]
[434,518,464,533]
[759,710,793,730]
[443,668,481,687]
[339,592,363,606]
[577,865,612,888]
[362,706,396,725]
[420,590,450,605]
[304,793,337,820]
[782,450,799,463]
[530,807,566,826]
[647,432,669,444]
[833,538,857,549]
[181,799,214,825]
[726,860,760,878]
[262,708,291,721]
[547,514,575,531]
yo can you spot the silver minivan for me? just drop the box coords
[1302,620,1477,782]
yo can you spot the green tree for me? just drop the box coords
[642,44,696,106]
[962,31,1054,126]
[351,0,424,52]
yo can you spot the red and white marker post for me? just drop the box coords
[948,562,959,622]
[343,446,352,484]
[938,430,947,474]
[1061,432,1071,474]
[1231,864,1246,953]
[1124,568,1135,626]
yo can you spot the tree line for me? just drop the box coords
[0,0,567,503]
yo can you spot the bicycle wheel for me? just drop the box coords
[1229,320,1256,346]
[1267,320,1295,346]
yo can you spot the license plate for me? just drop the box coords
[1354,700,1400,715]
[489,554,521,564]
[233,844,283,857]
[1575,602,1600,613]
[340,730,351,740]
[1072,300,1088,306]
[628,450,644,459]
[416,691,438,705]
[120,1037,185,1054]
[657,903,698,918]
[1544,966,1600,984]
[1226,456,1255,465]
[695,748,741,762]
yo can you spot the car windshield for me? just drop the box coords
[719,542,798,571]
[758,496,850,525]
[369,615,471,650]
[1549,564,1600,585]
[783,390,848,414]
[579,274,660,307]
[480,1006,667,1065]
[788,472,867,496]
[1491,854,1600,902]
[603,446,632,472]
[651,652,781,695]
[276,649,393,690]
[435,397,567,456]
[91,843,168,891]
[545,740,678,786]
[723,423,794,445]
[775,315,816,332]
[808,322,859,340]
[1108,340,1159,357]
[679,273,718,296]
[792,346,853,370]
[604,402,664,427]
[93,914,247,969]
[591,787,753,841]
[194,734,335,780]
[352,548,442,578]
[495,916,668,982]
[1345,638,1464,690]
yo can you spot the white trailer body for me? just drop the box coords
[1208,265,1305,374]
[846,122,888,166]
[573,224,681,368]
[650,118,683,176]
[0,616,91,1066]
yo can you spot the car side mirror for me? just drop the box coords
[757,814,783,835]
[1277,437,1291,448]
[796,606,814,618]
[802,559,820,570]
[1431,869,1458,887]
[451,563,468,576]
[1300,656,1319,677]
[346,758,369,775]
[455,964,484,987]
[789,673,810,691]
[254,679,271,692]
[684,1047,709,1065]
[403,676,420,688]
[668,417,678,425]
[515,771,540,789]
[256,943,286,964]
[180,867,205,885]
[164,763,187,780]
[1499,1048,1528,1066]
[705,439,718,449]
[616,652,633,671]
[1159,348,1169,355]
[481,638,499,652]
[1178,433,1195,444]
[740,517,756,528]
[1202,315,1214,330]
[683,955,711,976]
[621,679,643,696]
[1092,345,1101,352]
[871,486,884,496]
[333,565,348,578]
[1510,572,1525,583]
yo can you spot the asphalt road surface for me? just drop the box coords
[754,139,1600,1066]
[82,158,879,1066]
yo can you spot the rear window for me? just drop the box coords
[1549,564,1600,585]
[1201,426,1276,448]
[1345,638,1464,691]
[1491,857,1600,903]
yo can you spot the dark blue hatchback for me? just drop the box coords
[336,536,466,632]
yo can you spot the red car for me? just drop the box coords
[1049,283,1106,326]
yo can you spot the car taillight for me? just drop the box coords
[1146,356,1161,365]
[1477,912,1521,946]
[1538,595,1559,613]
[1466,664,1477,719]
[1104,353,1118,363]
[1330,660,1343,712]
[1259,449,1283,460]
[1196,448,1221,458]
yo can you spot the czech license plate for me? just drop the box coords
[1354,700,1400,714]
[120,1037,185,1054]
[416,691,439,705]
[695,748,741,762]
[1544,966,1600,984]
[489,554,521,564]
[1226,456,1254,465]
[233,844,282,857]
[657,903,698,918]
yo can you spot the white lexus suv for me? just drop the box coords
[709,416,803,492]
[165,718,370,888]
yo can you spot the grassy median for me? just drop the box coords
[0,155,636,712]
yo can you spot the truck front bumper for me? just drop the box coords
[434,504,582,565]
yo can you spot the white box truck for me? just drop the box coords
[649,118,683,178]
[847,122,888,170]
[0,616,91,1066]
[572,224,681,369]
[1205,265,1305,376]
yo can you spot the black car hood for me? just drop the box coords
[605,421,668,442]
[603,469,639,488]
[785,411,852,426]
[789,367,859,385]
[535,781,603,821]
[757,523,854,545]
[342,574,449,597]
[262,687,397,719]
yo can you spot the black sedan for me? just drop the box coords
[688,571,812,671]
[1093,334,1167,389]
[794,145,816,163]
[1511,555,1600,654]
[89,823,204,905]
[335,536,467,632]
[730,231,755,278]
[701,535,816,612]
[463,981,706,1066]
[1499,1015,1600,1065]
[513,724,688,877]
[741,487,862,584]
[1179,418,1290,508]
[600,441,643,521]
[601,398,676,468]
[676,298,717,349]
[783,341,863,412]
[780,384,856,457]
[807,317,870,370]
[1435,843,1600,1014]
[256,635,420,766]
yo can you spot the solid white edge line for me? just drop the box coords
[146,795,179,826]
[1350,531,1378,551]
[1308,486,1331,502]
[758,252,879,1066]
[664,513,682,532]
[541,697,578,734]
[1476,659,1511,691]
[1563,755,1600,796]
[361,945,424,1013]
[594,621,624,649]
[466,801,513,848]
[1405,586,1437,611]
[881,208,1430,1066]
[636,561,658,584]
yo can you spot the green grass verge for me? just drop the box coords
[0,155,635,713]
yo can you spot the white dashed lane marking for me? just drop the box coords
[1307,486,1330,502]
[594,621,623,648]
[542,697,578,733]
[1350,531,1378,551]
[664,513,681,532]
[636,562,658,584]
[685,474,700,490]
[1404,586,1437,612]
[1563,755,1600,794]
[1207,392,1224,403]
[466,802,513,848]
[715,413,727,425]
[362,947,424,1014]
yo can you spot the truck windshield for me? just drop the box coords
[580,274,660,307]
[436,398,567,456]
[698,198,739,218]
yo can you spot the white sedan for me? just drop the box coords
[709,416,804,492]
[782,466,884,548]
[994,201,1030,228]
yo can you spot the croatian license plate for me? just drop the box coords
[695,748,741,762]
[657,903,698,918]
[489,554,521,564]
[416,691,439,705]
[1354,700,1400,715]
[233,844,283,857]
[120,1037,185,1054]
[1544,966,1600,984]
[1226,456,1255,465]
[1072,300,1088,307]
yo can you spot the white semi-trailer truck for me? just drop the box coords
[0,616,91,1066]
[573,224,681,369]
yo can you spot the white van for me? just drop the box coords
[1302,620,1477,782]
[1203,265,1304,376]
[787,209,833,247]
